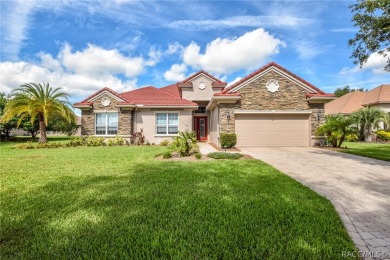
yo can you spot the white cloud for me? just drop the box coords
[166,42,183,55]
[59,43,145,77]
[0,61,137,98]
[227,77,243,87]
[0,0,37,60]
[145,48,162,66]
[0,43,165,98]
[181,28,284,74]
[167,15,314,30]
[330,28,358,33]
[164,64,187,82]
[293,39,324,60]
[340,51,390,74]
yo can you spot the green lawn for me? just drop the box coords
[0,141,357,259]
[342,142,390,161]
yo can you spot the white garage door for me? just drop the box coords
[235,114,311,147]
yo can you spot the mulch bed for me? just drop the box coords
[209,143,241,152]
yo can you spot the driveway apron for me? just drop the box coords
[239,147,390,259]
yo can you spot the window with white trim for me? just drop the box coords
[156,113,179,135]
[96,112,118,135]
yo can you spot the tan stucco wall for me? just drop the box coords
[209,106,219,145]
[181,75,223,101]
[133,108,193,144]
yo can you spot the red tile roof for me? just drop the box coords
[221,62,329,96]
[120,86,196,106]
[180,70,226,84]
[159,83,182,98]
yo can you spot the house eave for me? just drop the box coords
[136,105,198,109]
[234,110,313,115]
[206,96,241,110]
[308,96,337,103]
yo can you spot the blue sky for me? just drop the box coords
[1,0,389,105]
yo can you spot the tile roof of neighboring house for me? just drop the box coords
[180,70,226,84]
[221,62,332,97]
[362,84,390,105]
[325,85,390,115]
[119,86,197,106]
[325,91,367,115]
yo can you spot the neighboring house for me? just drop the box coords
[325,84,390,129]
[74,62,335,147]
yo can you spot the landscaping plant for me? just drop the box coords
[316,114,354,148]
[1,82,76,143]
[220,133,237,148]
[351,107,385,142]
[169,130,197,156]
[207,152,243,160]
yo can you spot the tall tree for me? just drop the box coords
[0,93,18,140]
[348,0,390,72]
[47,114,79,136]
[334,86,366,97]
[2,83,76,143]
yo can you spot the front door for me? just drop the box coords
[194,117,207,141]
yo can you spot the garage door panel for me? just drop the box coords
[235,114,310,147]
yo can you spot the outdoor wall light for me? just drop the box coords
[317,111,321,123]
[226,112,231,120]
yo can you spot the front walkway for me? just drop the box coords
[239,147,390,259]
[197,142,217,154]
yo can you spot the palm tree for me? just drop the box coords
[351,107,385,142]
[2,82,75,143]
[316,114,354,148]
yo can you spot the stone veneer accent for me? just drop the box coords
[219,70,325,136]
[81,94,132,136]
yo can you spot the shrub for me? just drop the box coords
[207,152,242,160]
[146,141,151,146]
[14,141,34,149]
[131,129,145,145]
[220,133,237,148]
[162,151,172,159]
[107,135,125,146]
[195,152,202,160]
[345,133,359,142]
[86,136,105,146]
[169,131,197,157]
[68,136,86,147]
[376,130,390,141]
[159,139,170,146]
[15,141,64,149]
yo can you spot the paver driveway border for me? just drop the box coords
[239,147,390,260]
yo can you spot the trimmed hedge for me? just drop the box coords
[207,152,242,160]
[220,133,237,148]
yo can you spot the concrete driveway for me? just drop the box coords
[239,147,390,258]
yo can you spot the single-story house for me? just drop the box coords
[74,62,335,147]
[325,84,390,129]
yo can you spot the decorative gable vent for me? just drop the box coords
[266,79,279,93]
